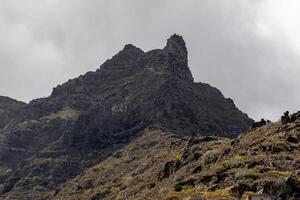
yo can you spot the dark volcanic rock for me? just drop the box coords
[280,110,300,125]
[158,160,182,181]
[0,34,253,199]
[163,34,193,81]
[251,118,267,129]
[57,34,252,149]
[281,111,290,125]
[12,34,252,151]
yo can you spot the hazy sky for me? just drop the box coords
[0,0,299,121]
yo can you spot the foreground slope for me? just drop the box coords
[0,35,252,199]
[54,113,300,200]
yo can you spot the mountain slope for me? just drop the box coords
[0,96,25,129]
[17,34,252,142]
[0,34,253,199]
[54,113,300,200]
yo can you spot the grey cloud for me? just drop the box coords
[0,0,299,121]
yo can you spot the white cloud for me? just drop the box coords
[256,0,300,55]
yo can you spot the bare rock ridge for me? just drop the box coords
[0,34,253,199]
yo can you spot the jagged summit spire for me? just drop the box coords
[164,34,187,60]
[99,34,193,81]
[162,34,193,81]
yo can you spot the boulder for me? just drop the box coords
[158,160,182,181]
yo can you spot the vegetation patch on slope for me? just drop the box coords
[54,116,300,200]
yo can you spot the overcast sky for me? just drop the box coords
[0,0,299,121]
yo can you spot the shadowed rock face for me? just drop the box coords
[0,34,253,199]
[17,34,252,149]
[0,96,25,129]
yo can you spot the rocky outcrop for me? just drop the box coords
[158,160,182,181]
[163,34,193,81]
[251,119,266,129]
[281,111,300,125]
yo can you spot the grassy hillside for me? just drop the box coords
[53,118,300,200]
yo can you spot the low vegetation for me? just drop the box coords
[53,117,300,200]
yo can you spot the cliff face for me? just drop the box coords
[18,34,252,149]
[0,34,253,199]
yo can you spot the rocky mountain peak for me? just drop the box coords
[100,43,144,71]
[99,34,193,82]
[0,35,256,199]
[123,43,143,52]
[159,34,193,82]
[120,43,144,59]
